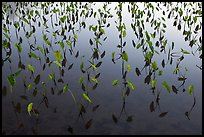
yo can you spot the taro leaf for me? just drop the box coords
[135,67,141,76]
[127,64,131,72]
[122,51,128,62]
[54,61,62,68]
[95,73,100,79]
[92,105,100,112]
[100,51,105,58]
[128,81,135,90]
[144,75,151,84]
[85,119,93,129]
[91,77,98,83]
[126,115,133,122]
[54,50,63,60]
[181,48,190,54]
[162,81,171,93]
[82,93,92,103]
[159,112,168,118]
[20,95,28,101]
[188,84,194,95]
[34,75,40,85]
[63,84,68,93]
[112,80,118,86]
[152,61,158,71]
[162,59,165,68]
[95,62,102,68]
[150,101,154,112]
[151,79,156,89]
[68,63,73,70]
[7,74,16,87]
[172,85,178,94]
[27,102,33,116]
[68,126,73,134]
[2,86,7,96]
[112,114,118,123]
[79,76,84,84]
[28,64,34,73]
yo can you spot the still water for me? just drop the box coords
[2,2,202,135]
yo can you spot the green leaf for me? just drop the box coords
[7,74,16,87]
[145,31,150,41]
[100,28,105,34]
[151,79,156,88]
[66,40,72,49]
[90,64,97,70]
[127,64,131,72]
[128,81,135,90]
[147,40,154,52]
[152,61,158,71]
[28,52,38,59]
[22,17,29,24]
[74,34,78,40]
[54,61,62,68]
[27,102,33,116]
[27,64,34,73]
[14,43,22,53]
[158,70,163,76]
[14,69,22,77]
[54,50,63,60]
[38,47,44,55]
[82,93,92,103]
[181,48,190,54]
[92,26,97,32]
[63,84,68,93]
[27,83,32,91]
[122,51,128,62]
[162,81,170,93]
[123,30,126,37]
[136,43,141,49]
[91,77,98,83]
[59,41,64,49]
[79,76,84,84]
[112,80,118,86]
[48,74,54,80]
[188,85,194,95]
[34,75,40,85]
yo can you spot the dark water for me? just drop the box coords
[2,2,202,135]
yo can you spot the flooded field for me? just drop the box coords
[2,2,202,135]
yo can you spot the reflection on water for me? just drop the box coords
[2,2,202,135]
